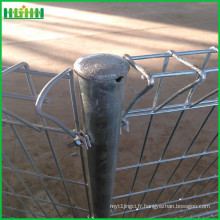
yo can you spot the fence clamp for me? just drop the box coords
[68,130,91,149]
[121,117,130,133]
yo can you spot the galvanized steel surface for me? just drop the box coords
[74,54,129,217]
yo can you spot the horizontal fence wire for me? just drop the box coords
[2,47,218,218]
[2,166,86,186]
[2,191,89,213]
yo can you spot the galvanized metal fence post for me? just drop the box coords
[74,54,130,217]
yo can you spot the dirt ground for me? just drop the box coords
[2,2,218,218]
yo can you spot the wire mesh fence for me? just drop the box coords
[2,65,92,218]
[2,47,218,218]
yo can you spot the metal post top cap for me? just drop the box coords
[74,53,130,81]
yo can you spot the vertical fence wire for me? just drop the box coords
[69,70,93,217]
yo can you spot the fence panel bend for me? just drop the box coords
[2,46,218,218]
